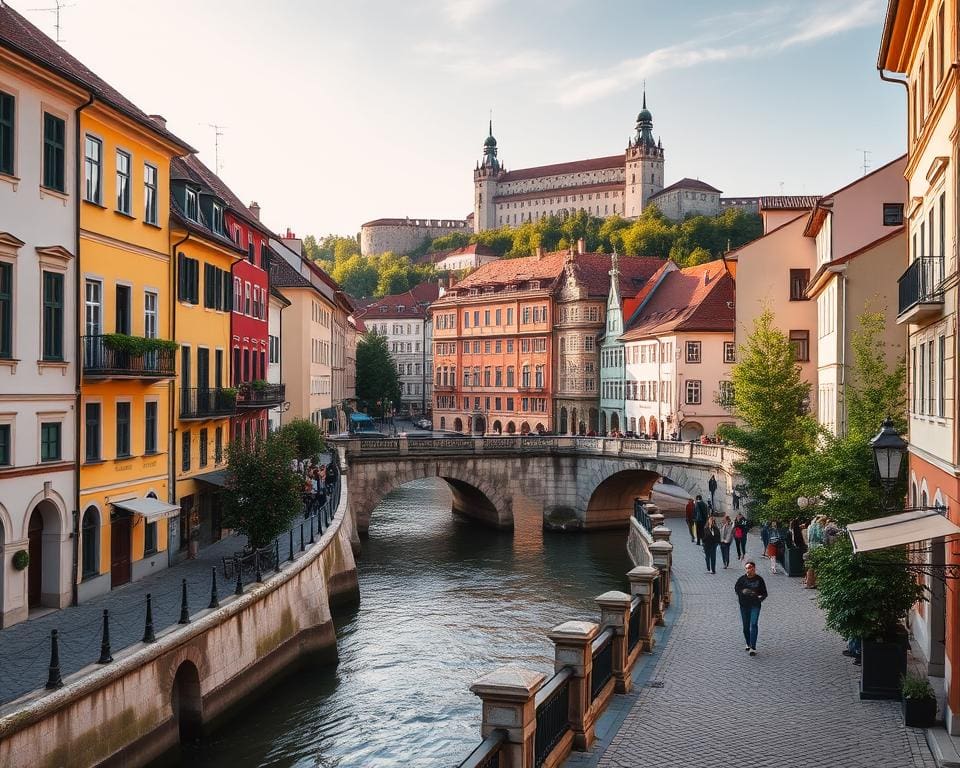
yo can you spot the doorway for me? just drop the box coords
[27,510,43,608]
[110,515,132,587]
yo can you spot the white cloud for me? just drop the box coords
[441,0,502,26]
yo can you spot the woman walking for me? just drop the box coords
[719,515,735,569]
[767,520,783,574]
[702,515,721,574]
[733,513,749,560]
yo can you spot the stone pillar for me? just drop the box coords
[650,540,674,611]
[469,665,545,768]
[648,511,664,529]
[595,591,633,693]
[398,436,409,456]
[652,524,671,543]
[548,620,598,751]
[627,565,658,652]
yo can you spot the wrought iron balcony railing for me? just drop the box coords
[898,257,944,319]
[180,387,237,420]
[236,382,286,408]
[82,335,176,379]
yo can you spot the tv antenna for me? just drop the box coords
[28,0,75,42]
[207,124,226,173]
[856,148,872,176]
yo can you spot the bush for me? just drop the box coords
[12,549,28,570]
[101,334,178,354]
[278,418,326,463]
[902,672,935,700]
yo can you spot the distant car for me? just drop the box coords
[415,418,432,430]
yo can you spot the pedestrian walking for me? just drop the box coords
[734,558,768,656]
[708,474,718,509]
[693,494,709,545]
[733,512,749,560]
[767,521,783,574]
[702,515,720,574]
[760,521,770,557]
[685,498,696,543]
[732,489,740,511]
[719,514,734,568]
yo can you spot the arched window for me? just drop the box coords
[81,506,100,579]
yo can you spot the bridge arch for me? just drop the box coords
[583,468,661,529]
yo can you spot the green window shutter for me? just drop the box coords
[0,92,13,176]
[0,262,11,358]
[42,272,63,360]
[43,113,65,192]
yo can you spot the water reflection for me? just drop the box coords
[175,478,631,767]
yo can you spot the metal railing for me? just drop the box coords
[180,387,237,419]
[236,382,286,408]
[458,729,507,768]
[81,335,175,378]
[590,628,614,701]
[534,667,572,768]
[628,596,642,652]
[898,256,944,316]
[633,499,653,532]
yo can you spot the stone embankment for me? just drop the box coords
[0,476,358,768]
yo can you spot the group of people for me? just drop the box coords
[297,457,338,516]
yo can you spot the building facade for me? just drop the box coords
[599,254,627,433]
[360,217,470,257]
[647,178,722,221]
[433,243,500,273]
[267,286,289,432]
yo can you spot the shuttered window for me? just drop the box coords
[0,91,13,176]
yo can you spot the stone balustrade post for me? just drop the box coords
[548,620,598,751]
[648,510,664,528]
[595,591,632,693]
[652,524,671,543]
[469,665,545,768]
[398,436,409,456]
[650,540,674,612]
[627,565,659,652]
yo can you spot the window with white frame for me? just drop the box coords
[116,150,131,214]
[685,341,701,363]
[84,135,102,204]
[685,379,701,404]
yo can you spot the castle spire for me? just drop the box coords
[482,117,500,172]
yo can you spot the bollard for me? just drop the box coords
[255,550,263,583]
[595,591,633,694]
[288,528,294,562]
[275,538,281,573]
[309,515,315,545]
[208,567,220,610]
[142,593,156,643]
[549,620,599,751]
[98,609,113,664]
[234,555,243,596]
[469,666,544,768]
[178,579,191,624]
[46,629,63,689]
[300,523,305,552]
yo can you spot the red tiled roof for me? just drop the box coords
[353,282,440,320]
[650,177,722,199]
[0,3,194,152]
[493,182,622,204]
[569,253,666,298]
[172,155,275,237]
[759,195,820,211]
[434,252,568,297]
[621,261,734,339]
[498,155,624,182]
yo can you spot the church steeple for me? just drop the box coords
[481,118,500,172]
[634,89,656,150]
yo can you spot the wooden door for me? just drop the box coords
[110,516,132,587]
[27,511,43,608]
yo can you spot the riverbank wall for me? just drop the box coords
[0,479,357,768]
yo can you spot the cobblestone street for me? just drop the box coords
[569,530,936,768]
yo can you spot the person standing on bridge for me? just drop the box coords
[702,515,720,574]
[708,474,718,508]
[735,558,768,656]
[693,494,709,545]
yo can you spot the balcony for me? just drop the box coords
[236,382,286,409]
[898,257,944,324]
[82,335,176,379]
[180,387,237,420]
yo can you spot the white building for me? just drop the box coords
[0,48,82,624]
[353,282,439,415]
[433,243,500,273]
[267,286,290,432]
[647,178,722,220]
[621,262,736,441]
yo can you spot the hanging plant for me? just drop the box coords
[12,549,29,570]
[101,334,179,355]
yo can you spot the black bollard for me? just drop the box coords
[142,593,156,643]
[98,609,113,664]
[308,515,315,545]
[255,550,263,583]
[275,538,281,574]
[288,528,294,562]
[178,578,191,624]
[234,554,243,596]
[300,523,305,552]
[208,567,220,610]
[46,629,63,689]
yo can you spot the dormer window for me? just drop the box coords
[530,280,541,290]
[379,306,387,313]
[470,288,479,296]
[397,305,405,312]
[233,224,242,245]
[185,187,199,222]
[212,202,224,235]
[484,286,495,294]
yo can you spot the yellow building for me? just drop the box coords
[168,156,244,559]
[78,107,193,598]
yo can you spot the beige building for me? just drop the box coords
[758,196,821,234]
[433,243,500,273]
[646,178,722,221]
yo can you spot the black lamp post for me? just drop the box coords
[870,416,908,511]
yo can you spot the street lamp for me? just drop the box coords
[870,416,908,507]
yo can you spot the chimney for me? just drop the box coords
[248,201,261,221]
[535,245,544,260]
[576,237,586,255]
[147,114,167,129]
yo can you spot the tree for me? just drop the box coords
[356,331,401,415]
[430,232,470,252]
[278,418,326,463]
[223,433,303,549]
[332,254,379,298]
[725,308,814,517]
[846,310,906,439]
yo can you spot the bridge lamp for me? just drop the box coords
[869,416,907,494]
[797,496,811,511]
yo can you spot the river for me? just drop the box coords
[177,478,633,767]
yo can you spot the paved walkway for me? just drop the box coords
[568,530,936,768]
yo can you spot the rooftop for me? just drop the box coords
[758,195,821,211]
[497,155,624,183]
[649,177,722,199]
[353,282,441,321]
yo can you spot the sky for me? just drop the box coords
[12,0,905,239]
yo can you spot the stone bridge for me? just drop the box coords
[333,436,744,533]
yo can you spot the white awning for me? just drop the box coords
[112,497,180,522]
[848,508,960,553]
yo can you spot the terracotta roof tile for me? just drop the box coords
[498,155,624,182]
[269,256,314,290]
[649,177,722,199]
[353,282,440,320]
[759,195,820,210]
[493,182,622,204]
[621,261,734,339]
[0,3,193,152]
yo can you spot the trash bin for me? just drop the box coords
[782,544,805,576]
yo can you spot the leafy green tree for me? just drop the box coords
[726,308,814,517]
[332,254,379,298]
[223,433,303,549]
[356,331,401,415]
[278,418,326,463]
[430,232,471,252]
[683,246,713,267]
[847,310,906,439]
[333,237,361,262]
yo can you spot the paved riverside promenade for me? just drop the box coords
[567,530,936,768]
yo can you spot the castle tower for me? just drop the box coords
[623,91,665,218]
[473,120,500,233]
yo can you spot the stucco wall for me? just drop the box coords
[360,220,470,257]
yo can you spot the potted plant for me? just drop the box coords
[902,673,937,727]
[12,549,29,570]
[809,538,924,700]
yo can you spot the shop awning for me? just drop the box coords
[111,497,180,522]
[194,469,230,488]
[848,508,960,554]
